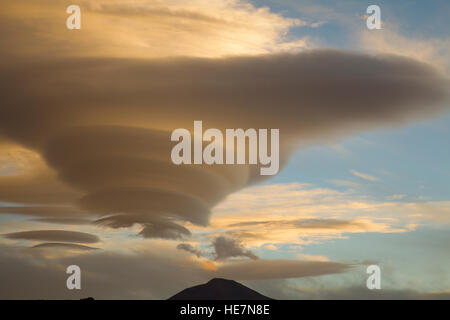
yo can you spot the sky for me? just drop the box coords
[0,0,449,299]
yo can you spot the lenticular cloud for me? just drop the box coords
[0,0,448,239]
[0,51,447,238]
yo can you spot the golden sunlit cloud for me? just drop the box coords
[192,182,450,247]
[202,261,218,271]
[0,0,311,59]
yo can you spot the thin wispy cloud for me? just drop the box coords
[350,170,379,182]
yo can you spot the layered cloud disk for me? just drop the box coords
[0,0,449,298]
[0,51,448,239]
[4,230,99,243]
[0,1,448,237]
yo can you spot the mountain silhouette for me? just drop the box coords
[168,278,273,300]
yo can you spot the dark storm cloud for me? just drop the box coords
[4,230,100,243]
[0,244,354,299]
[95,214,194,241]
[139,220,191,240]
[177,243,202,257]
[213,236,258,260]
[0,244,206,299]
[94,214,145,228]
[215,259,352,280]
[0,243,445,299]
